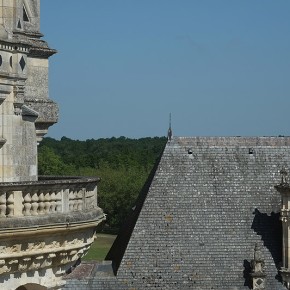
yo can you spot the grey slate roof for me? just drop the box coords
[65,136,290,290]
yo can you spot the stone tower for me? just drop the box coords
[0,0,58,182]
[0,2,105,289]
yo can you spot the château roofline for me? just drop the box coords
[170,136,290,147]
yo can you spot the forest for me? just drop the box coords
[38,136,167,233]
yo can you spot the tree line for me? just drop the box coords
[38,136,167,233]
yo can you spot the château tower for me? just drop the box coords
[0,0,58,182]
[0,2,105,289]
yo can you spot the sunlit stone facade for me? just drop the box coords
[0,0,57,182]
[0,1,105,289]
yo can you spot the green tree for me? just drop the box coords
[38,146,75,175]
[38,136,166,232]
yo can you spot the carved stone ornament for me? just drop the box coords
[280,167,289,185]
[250,243,266,290]
[13,85,25,115]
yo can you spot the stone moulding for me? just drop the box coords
[12,31,57,58]
[0,223,98,275]
[21,104,39,117]
[24,98,58,122]
[24,98,59,142]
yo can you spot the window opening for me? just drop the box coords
[23,6,29,22]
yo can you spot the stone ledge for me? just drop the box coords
[0,176,100,188]
[24,98,58,124]
[0,208,105,231]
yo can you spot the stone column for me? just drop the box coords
[275,168,290,289]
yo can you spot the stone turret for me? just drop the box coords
[0,2,105,289]
[0,0,58,182]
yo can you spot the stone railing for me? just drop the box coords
[0,176,100,218]
[0,176,105,287]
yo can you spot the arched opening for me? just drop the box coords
[16,287,27,290]
[16,284,47,290]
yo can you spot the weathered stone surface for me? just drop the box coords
[0,175,105,289]
[0,0,57,181]
[0,2,106,289]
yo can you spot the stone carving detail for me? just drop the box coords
[0,231,95,276]
[23,192,32,216]
[18,257,31,271]
[6,191,14,217]
[31,191,39,215]
[280,209,290,223]
[38,192,45,214]
[69,189,84,211]
[250,243,266,290]
[0,192,6,217]
[13,85,25,115]
[0,259,11,274]
[280,167,289,185]
[19,56,26,71]
[86,190,96,210]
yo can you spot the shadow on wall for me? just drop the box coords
[251,208,282,283]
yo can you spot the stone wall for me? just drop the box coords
[0,0,58,181]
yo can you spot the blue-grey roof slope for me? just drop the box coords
[113,137,290,289]
[65,136,290,289]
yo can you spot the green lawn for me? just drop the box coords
[83,234,117,261]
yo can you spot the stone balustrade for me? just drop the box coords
[0,176,100,218]
[0,176,105,288]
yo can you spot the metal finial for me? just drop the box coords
[167,113,172,141]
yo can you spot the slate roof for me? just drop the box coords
[65,136,290,290]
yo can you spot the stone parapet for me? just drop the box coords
[0,176,101,218]
[0,176,106,289]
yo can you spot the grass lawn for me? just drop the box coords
[83,234,117,261]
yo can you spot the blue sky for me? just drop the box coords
[41,1,290,140]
